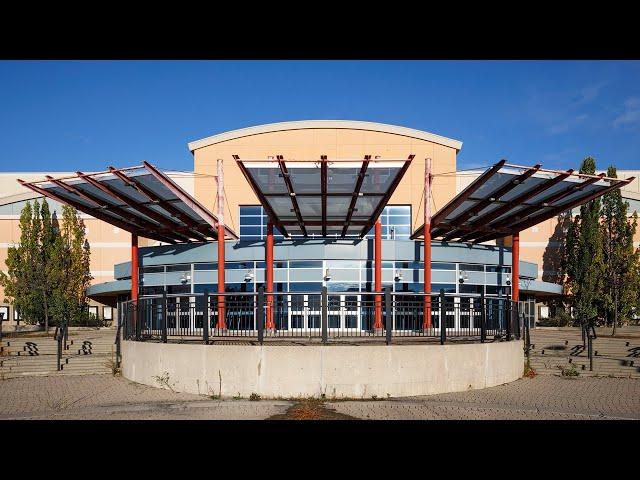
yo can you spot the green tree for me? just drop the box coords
[39,199,57,331]
[601,165,639,335]
[565,157,605,322]
[49,205,93,326]
[0,201,42,324]
[2,200,93,328]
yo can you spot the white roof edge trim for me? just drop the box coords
[187,120,463,153]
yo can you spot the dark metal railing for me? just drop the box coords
[56,321,69,371]
[120,288,519,345]
[581,315,598,371]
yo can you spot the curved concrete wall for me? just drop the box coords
[122,341,524,399]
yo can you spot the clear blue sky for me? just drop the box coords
[0,60,639,173]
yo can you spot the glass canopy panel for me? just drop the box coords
[288,166,321,194]
[353,196,380,217]
[326,196,352,216]
[327,167,359,193]
[298,196,323,217]
[360,167,401,194]
[250,167,288,195]
[239,159,411,237]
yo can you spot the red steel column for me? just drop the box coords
[374,219,383,330]
[423,157,433,329]
[266,222,275,330]
[512,232,520,303]
[131,233,139,330]
[216,159,226,330]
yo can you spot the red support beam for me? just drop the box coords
[131,233,139,332]
[374,220,383,331]
[423,158,433,329]
[216,159,226,330]
[277,155,308,237]
[512,232,519,303]
[266,222,275,330]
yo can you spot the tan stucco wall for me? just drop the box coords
[192,128,459,235]
[122,340,524,398]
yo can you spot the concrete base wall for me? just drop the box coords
[122,341,524,399]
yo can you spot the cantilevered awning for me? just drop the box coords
[235,155,413,238]
[18,161,238,244]
[411,160,634,243]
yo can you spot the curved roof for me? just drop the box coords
[187,120,463,153]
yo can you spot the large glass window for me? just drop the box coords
[239,205,285,240]
[239,204,411,239]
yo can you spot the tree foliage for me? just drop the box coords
[600,165,639,331]
[565,157,605,321]
[563,157,640,327]
[0,200,92,326]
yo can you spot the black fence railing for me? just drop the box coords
[121,288,520,345]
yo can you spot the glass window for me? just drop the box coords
[0,306,8,322]
[103,307,113,320]
[364,205,411,239]
[432,283,457,294]
[142,266,164,273]
[194,263,217,271]
[486,265,511,273]
[88,306,99,319]
[239,205,286,240]
[290,261,323,269]
[459,263,485,272]
[166,264,190,272]
[432,262,456,270]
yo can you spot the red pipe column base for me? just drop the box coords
[373,220,383,332]
[216,224,227,332]
[265,223,275,332]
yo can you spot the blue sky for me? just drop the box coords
[0,60,639,173]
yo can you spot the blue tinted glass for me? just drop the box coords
[394,282,423,293]
[432,262,456,270]
[225,262,253,270]
[240,206,263,216]
[194,263,217,271]
[432,283,457,294]
[326,282,360,292]
[290,261,323,268]
[387,205,410,215]
[391,225,411,236]
[194,284,217,294]
[387,215,410,225]
[240,226,261,237]
[241,216,262,225]
[460,263,484,272]
[166,264,190,272]
[288,282,323,292]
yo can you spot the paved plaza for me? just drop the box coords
[0,373,638,420]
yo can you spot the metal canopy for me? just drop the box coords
[235,155,414,238]
[411,160,634,243]
[18,162,238,244]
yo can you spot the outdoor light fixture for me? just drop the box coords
[506,274,511,286]
[244,270,254,282]
[394,270,403,282]
[459,270,468,284]
[180,273,191,285]
[324,268,332,281]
